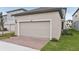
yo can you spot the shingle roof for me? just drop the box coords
[13,7,67,19]
[7,8,27,13]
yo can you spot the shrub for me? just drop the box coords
[5,32,15,37]
[50,38,58,42]
[10,32,15,37]
[0,32,15,37]
[61,29,73,35]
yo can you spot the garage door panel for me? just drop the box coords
[20,21,50,38]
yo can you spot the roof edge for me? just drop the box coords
[13,8,67,19]
[72,8,79,16]
[7,8,27,13]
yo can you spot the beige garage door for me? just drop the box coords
[19,21,50,38]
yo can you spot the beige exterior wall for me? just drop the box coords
[3,10,26,32]
[15,12,62,40]
[3,14,15,32]
[4,24,15,32]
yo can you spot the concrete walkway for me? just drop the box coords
[0,41,38,51]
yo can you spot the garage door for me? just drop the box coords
[19,21,50,39]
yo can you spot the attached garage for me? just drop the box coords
[13,7,66,40]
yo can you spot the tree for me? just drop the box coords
[0,12,4,35]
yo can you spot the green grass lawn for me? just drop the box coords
[41,29,79,51]
[0,32,15,39]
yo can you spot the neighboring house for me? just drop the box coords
[64,20,72,29]
[13,7,66,40]
[72,8,79,31]
[3,8,27,32]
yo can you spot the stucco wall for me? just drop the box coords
[15,12,62,40]
[73,10,79,30]
[3,10,26,32]
[4,10,26,25]
[73,10,79,22]
[4,24,15,32]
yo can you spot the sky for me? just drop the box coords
[0,7,78,20]
[66,7,78,20]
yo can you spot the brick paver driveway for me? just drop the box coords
[2,36,49,50]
